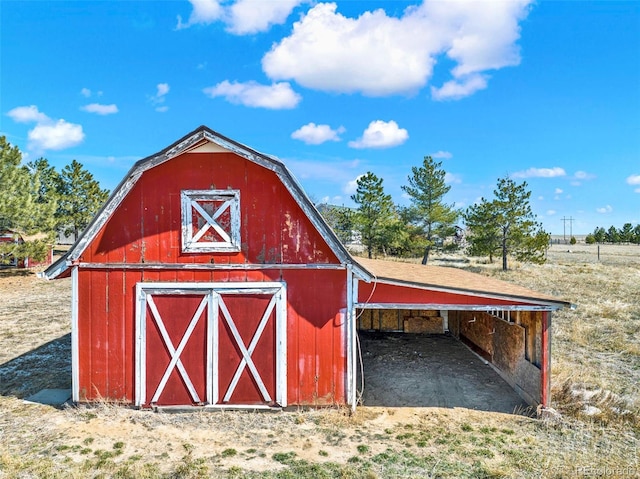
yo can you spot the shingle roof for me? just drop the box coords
[355,257,572,308]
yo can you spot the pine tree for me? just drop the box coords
[593,227,606,244]
[605,225,619,244]
[634,224,640,245]
[28,157,61,224]
[351,172,397,259]
[619,223,633,243]
[317,204,355,245]
[463,198,501,263]
[57,160,110,241]
[401,156,459,264]
[0,137,57,264]
[464,176,548,270]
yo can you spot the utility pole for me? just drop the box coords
[561,216,575,244]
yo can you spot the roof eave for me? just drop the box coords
[370,276,574,310]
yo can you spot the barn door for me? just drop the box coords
[135,283,287,408]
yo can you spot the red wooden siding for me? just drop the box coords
[359,281,532,307]
[77,268,347,405]
[83,152,339,266]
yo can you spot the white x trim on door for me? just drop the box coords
[146,295,209,404]
[218,294,277,402]
[135,282,287,409]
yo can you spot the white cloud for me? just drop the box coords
[444,172,462,184]
[626,174,640,185]
[431,150,452,159]
[344,174,366,195]
[348,120,408,149]
[177,0,302,34]
[156,83,170,97]
[7,105,84,151]
[635,188,640,194]
[81,103,118,115]
[28,120,84,151]
[571,170,596,185]
[546,210,556,216]
[80,88,92,98]
[227,0,304,34]
[431,73,488,101]
[596,205,613,214]
[291,123,344,144]
[262,1,531,98]
[203,80,301,109]
[319,195,343,205]
[149,83,170,111]
[554,188,563,194]
[7,105,49,123]
[512,167,566,179]
[177,0,224,29]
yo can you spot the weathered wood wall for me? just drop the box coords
[448,310,542,404]
[358,309,443,334]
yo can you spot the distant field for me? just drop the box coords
[546,242,640,266]
[0,245,638,478]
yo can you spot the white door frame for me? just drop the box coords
[135,282,287,408]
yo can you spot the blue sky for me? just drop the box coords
[1,0,638,235]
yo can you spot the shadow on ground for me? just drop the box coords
[358,332,530,415]
[0,268,33,278]
[0,334,71,399]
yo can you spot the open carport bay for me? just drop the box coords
[357,332,529,414]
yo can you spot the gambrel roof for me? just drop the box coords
[42,125,371,280]
[41,126,572,311]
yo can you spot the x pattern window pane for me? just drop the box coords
[181,190,240,252]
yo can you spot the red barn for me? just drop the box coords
[43,126,572,411]
[1,230,53,268]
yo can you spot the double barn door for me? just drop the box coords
[135,282,286,408]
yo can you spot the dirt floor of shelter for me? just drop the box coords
[358,332,529,413]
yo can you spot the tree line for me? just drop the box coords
[585,224,640,245]
[320,156,549,271]
[1,134,554,271]
[0,136,109,264]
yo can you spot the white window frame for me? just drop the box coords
[181,189,241,252]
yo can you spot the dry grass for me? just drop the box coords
[466,245,640,429]
[0,246,639,478]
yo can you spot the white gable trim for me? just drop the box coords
[43,126,371,281]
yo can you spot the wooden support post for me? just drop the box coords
[71,266,79,403]
[540,311,551,407]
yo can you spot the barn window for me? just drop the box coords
[181,190,240,252]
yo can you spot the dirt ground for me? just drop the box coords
[359,332,529,413]
[1,246,639,478]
